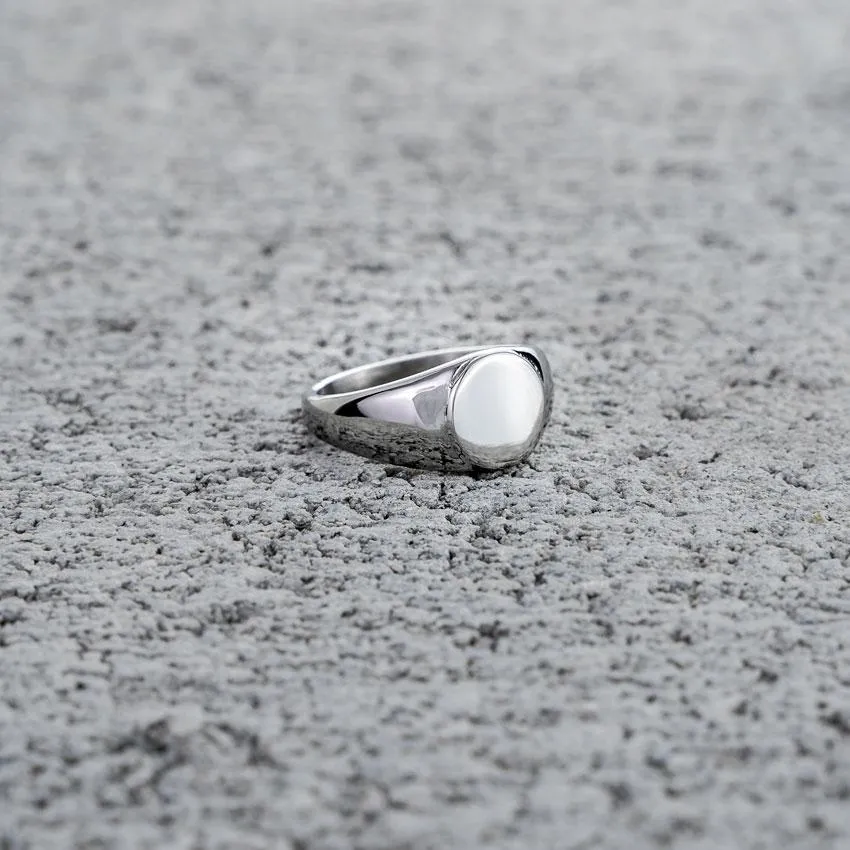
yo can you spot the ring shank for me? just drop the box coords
[313,346,486,397]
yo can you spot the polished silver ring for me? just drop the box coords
[302,345,553,471]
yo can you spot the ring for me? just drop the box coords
[302,345,553,471]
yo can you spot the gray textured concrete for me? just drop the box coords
[2,0,850,847]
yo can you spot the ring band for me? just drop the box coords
[302,345,553,471]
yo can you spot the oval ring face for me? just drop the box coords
[450,351,546,468]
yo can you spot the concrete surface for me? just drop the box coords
[2,0,850,848]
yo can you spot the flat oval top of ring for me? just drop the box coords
[450,351,546,468]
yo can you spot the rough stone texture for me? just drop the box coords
[2,0,850,848]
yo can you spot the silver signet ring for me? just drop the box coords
[302,345,554,472]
